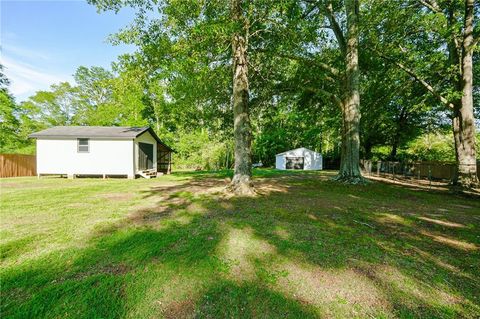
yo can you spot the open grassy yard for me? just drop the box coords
[1,170,479,318]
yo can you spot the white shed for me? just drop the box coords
[29,126,173,179]
[275,148,322,170]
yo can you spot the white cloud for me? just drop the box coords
[3,44,51,61]
[0,55,72,101]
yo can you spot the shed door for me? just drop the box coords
[286,157,304,170]
[138,143,154,170]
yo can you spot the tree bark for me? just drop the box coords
[229,0,255,195]
[453,0,478,187]
[364,139,373,160]
[335,0,364,183]
[389,106,408,160]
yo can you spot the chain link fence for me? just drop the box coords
[360,160,480,186]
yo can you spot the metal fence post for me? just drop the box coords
[428,165,432,189]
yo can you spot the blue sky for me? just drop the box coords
[1,0,136,101]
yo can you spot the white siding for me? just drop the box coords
[275,148,323,170]
[275,155,286,170]
[134,131,157,172]
[303,149,322,170]
[36,138,134,175]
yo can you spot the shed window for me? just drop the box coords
[77,138,89,153]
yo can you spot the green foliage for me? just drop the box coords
[1,0,477,169]
[252,105,330,166]
[173,129,233,170]
[0,64,35,154]
[24,82,78,126]
[0,89,21,153]
[405,132,457,162]
[369,131,479,162]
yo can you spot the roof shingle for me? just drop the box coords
[29,126,149,139]
[29,126,174,151]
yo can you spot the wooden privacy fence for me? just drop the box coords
[0,154,36,178]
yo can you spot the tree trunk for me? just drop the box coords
[364,140,373,160]
[389,107,407,161]
[335,0,364,183]
[229,0,255,195]
[453,0,478,188]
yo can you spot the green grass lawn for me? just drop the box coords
[1,169,479,318]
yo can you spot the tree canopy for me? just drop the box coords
[1,0,478,187]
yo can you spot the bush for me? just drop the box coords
[404,132,456,162]
[172,130,233,170]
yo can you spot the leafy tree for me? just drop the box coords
[363,0,479,187]
[0,65,21,153]
[73,66,115,125]
[359,57,437,160]
[264,0,363,182]
[88,0,304,194]
[23,82,78,126]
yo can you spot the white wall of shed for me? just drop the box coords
[36,138,134,175]
[275,148,323,170]
[275,155,286,170]
[303,149,323,170]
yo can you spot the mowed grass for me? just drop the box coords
[1,169,479,318]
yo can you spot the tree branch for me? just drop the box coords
[417,0,442,13]
[306,86,343,109]
[325,2,346,55]
[256,50,341,77]
[374,49,455,109]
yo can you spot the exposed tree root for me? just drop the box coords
[451,176,479,191]
[332,174,369,185]
[228,175,256,196]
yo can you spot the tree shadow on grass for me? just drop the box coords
[193,281,318,319]
[132,170,479,316]
[2,171,479,318]
[176,172,480,317]
[1,205,317,318]
[1,213,219,318]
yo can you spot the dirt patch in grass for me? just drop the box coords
[217,227,276,281]
[162,299,195,319]
[274,261,392,317]
[60,263,132,283]
[142,178,227,200]
[369,264,464,307]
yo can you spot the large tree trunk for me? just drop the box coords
[335,0,364,183]
[229,0,255,195]
[453,0,478,188]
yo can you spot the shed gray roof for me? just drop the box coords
[29,126,149,139]
[29,126,174,151]
[275,147,320,156]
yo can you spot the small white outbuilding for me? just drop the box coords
[29,126,173,179]
[275,147,323,170]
